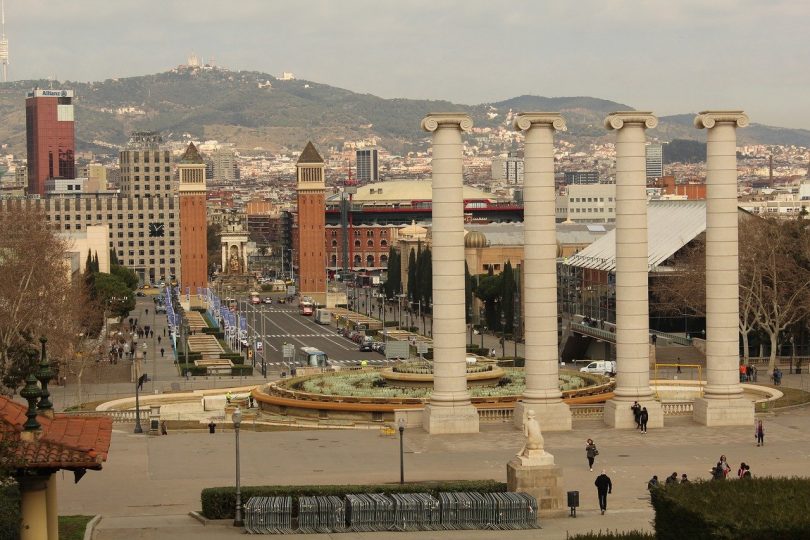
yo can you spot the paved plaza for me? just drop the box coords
[60,403,810,539]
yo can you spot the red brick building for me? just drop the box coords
[325,223,399,271]
[178,143,208,294]
[295,142,327,303]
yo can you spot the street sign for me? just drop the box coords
[416,342,429,355]
[385,341,410,360]
[287,286,296,296]
[282,344,295,359]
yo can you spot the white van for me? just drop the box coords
[579,360,617,376]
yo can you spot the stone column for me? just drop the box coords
[603,112,663,429]
[221,244,228,274]
[46,473,57,540]
[421,113,479,434]
[19,476,48,540]
[513,113,572,431]
[693,111,754,426]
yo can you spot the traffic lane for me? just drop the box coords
[276,311,384,362]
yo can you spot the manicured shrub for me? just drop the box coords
[652,477,810,540]
[231,365,253,376]
[201,480,507,519]
[219,353,244,363]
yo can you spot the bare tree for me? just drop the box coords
[748,218,810,373]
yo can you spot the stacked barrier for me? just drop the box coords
[244,491,538,534]
[297,496,345,533]
[243,496,293,534]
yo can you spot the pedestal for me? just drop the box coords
[507,458,565,517]
[693,396,754,426]
[603,399,663,429]
[422,403,479,434]
[514,401,572,432]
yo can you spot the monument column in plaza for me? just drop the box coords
[693,111,755,426]
[296,141,328,305]
[421,113,479,434]
[513,113,571,431]
[603,112,663,429]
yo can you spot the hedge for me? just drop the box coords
[219,353,244,364]
[202,328,225,340]
[0,483,20,540]
[201,480,506,519]
[231,365,253,376]
[178,363,207,376]
[652,477,810,540]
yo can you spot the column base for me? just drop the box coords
[514,401,572,431]
[693,396,754,426]
[422,403,479,434]
[604,398,663,429]
[507,458,566,518]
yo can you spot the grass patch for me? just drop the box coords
[59,515,94,540]
[63,400,110,412]
[567,532,655,540]
[755,385,810,411]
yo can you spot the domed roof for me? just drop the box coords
[464,230,488,248]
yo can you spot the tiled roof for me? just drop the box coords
[0,397,112,470]
[297,141,324,164]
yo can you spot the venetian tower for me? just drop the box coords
[296,141,327,304]
[178,142,208,295]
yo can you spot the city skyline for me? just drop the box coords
[1,1,808,130]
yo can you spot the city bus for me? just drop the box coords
[299,300,314,316]
[250,291,262,305]
[297,346,329,367]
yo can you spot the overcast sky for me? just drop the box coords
[5,0,809,129]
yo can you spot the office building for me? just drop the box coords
[564,171,600,185]
[491,152,524,184]
[356,148,379,183]
[25,89,75,196]
[119,131,174,198]
[556,183,616,222]
[646,143,663,178]
[206,147,238,182]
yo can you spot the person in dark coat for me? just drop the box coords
[585,439,598,471]
[631,401,641,429]
[639,407,649,434]
[594,470,612,515]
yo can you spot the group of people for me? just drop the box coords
[772,367,783,386]
[648,472,690,490]
[739,363,758,382]
[631,401,650,434]
[711,454,754,480]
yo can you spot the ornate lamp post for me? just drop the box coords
[232,407,243,527]
[134,351,143,434]
[398,418,406,484]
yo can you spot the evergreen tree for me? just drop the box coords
[465,261,473,323]
[418,247,432,308]
[502,260,516,337]
[407,248,418,302]
[109,249,120,266]
[383,246,401,298]
[93,251,100,273]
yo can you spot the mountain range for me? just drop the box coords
[1,67,809,156]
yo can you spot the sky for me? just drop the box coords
[4,0,810,129]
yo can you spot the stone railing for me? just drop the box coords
[64,409,150,423]
[661,401,694,416]
[570,404,605,419]
[477,407,514,423]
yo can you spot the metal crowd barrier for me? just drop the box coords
[390,493,441,531]
[243,496,293,534]
[297,496,345,533]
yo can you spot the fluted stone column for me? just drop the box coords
[221,244,227,274]
[513,113,572,431]
[693,111,755,426]
[421,113,479,434]
[603,112,663,429]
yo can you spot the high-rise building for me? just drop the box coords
[564,171,600,185]
[356,148,379,183]
[646,143,663,179]
[178,143,208,294]
[207,147,238,182]
[296,141,327,304]
[491,152,523,184]
[25,89,75,196]
[119,132,174,198]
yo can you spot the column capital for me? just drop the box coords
[604,111,657,131]
[513,112,566,132]
[421,113,473,133]
[694,110,749,129]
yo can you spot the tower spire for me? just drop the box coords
[0,0,9,82]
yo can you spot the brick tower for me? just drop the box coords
[178,142,208,295]
[296,141,327,304]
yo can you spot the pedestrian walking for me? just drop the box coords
[145,308,149,316]
[163,328,166,337]
[665,472,678,486]
[160,347,165,358]
[208,421,216,434]
[594,470,612,515]
[150,330,154,339]
[160,421,168,435]
[585,438,599,471]
[752,364,758,382]
[756,420,765,446]
[639,407,649,434]
[631,401,641,429]
[157,336,162,345]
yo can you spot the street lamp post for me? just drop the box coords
[398,418,406,484]
[233,407,243,527]
[134,352,143,434]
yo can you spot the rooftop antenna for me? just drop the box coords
[0,0,9,82]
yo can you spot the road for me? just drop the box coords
[236,298,390,373]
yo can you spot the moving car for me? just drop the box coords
[579,360,617,376]
[263,297,273,304]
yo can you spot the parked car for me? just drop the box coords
[136,291,146,297]
[359,341,373,352]
[263,297,273,304]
